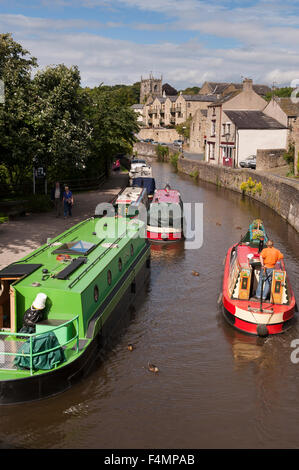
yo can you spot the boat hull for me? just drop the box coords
[147,230,183,244]
[0,245,150,405]
[222,245,296,337]
[222,303,296,336]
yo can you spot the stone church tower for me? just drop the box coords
[140,74,162,103]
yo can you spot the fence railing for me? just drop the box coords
[0,316,79,376]
[0,174,106,198]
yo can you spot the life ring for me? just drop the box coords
[56,254,71,262]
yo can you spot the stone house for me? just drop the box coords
[131,103,145,125]
[221,111,288,166]
[204,78,287,166]
[144,93,217,130]
[263,97,299,147]
[145,95,177,128]
[189,109,207,153]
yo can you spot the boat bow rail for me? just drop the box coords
[0,316,79,376]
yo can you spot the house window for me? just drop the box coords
[222,124,226,136]
[212,107,216,116]
[227,123,231,135]
[211,120,216,136]
[187,102,191,108]
[208,142,215,160]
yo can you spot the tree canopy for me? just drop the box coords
[0,34,139,191]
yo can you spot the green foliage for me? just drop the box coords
[83,82,140,107]
[30,64,92,181]
[83,85,139,176]
[0,34,140,191]
[25,195,53,213]
[264,87,298,101]
[283,144,295,176]
[170,151,180,170]
[0,33,38,186]
[252,229,264,240]
[240,177,262,195]
[0,214,8,224]
[156,144,169,161]
[190,169,199,180]
[175,116,192,140]
[179,86,201,95]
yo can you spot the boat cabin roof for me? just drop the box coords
[152,189,181,204]
[0,217,144,294]
[115,187,145,204]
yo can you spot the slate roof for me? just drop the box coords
[224,111,287,129]
[233,83,271,96]
[208,90,241,106]
[182,94,219,102]
[274,97,299,117]
[203,82,231,94]
[131,104,144,109]
[165,95,178,102]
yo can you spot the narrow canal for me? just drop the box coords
[1,160,299,449]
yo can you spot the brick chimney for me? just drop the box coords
[243,78,253,92]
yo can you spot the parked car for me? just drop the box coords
[239,155,256,169]
[173,139,183,146]
[144,138,154,143]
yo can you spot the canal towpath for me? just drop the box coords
[0,171,129,269]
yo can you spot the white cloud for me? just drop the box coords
[1,1,299,88]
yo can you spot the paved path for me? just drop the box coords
[0,172,128,269]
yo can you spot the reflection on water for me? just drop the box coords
[0,160,298,449]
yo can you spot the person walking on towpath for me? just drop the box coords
[255,239,284,301]
[63,186,74,218]
[51,181,63,217]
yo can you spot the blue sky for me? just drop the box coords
[1,0,299,89]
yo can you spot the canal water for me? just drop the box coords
[1,160,299,449]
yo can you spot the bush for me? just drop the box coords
[190,169,199,180]
[170,152,180,171]
[240,177,262,195]
[156,144,169,162]
[0,214,8,224]
[25,195,53,213]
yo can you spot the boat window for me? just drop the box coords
[115,204,130,218]
[148,203,182,228]
[118,258,122,271]
[94,285,99,302]
[107,270,112,285]
[53,240,95,255]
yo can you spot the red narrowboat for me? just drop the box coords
[222,219,297,336]
[147,185,184,243]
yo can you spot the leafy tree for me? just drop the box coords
[30,64,92,181]
[0,33,37,186]
[175,116,193,141]
[264,87,297,101]
[83,86,139,176]
[83,82,140,107]
[179,86,201,95]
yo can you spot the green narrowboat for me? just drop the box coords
[0,216,150,404]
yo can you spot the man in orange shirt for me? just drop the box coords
[256,240,284,300]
